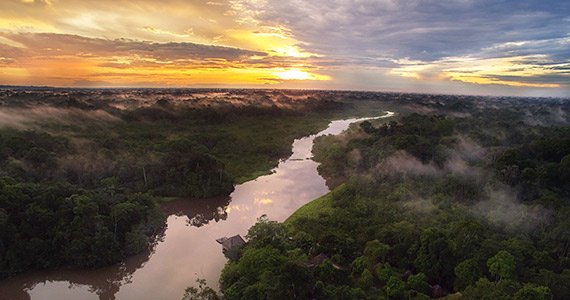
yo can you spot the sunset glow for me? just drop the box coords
[0,0,568,96]
[274,68,330,81]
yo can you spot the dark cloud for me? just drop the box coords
[230,0,570,92]
[488,74,570,86]
[0,32,324,74]
[236,0,570,62]
[0,32,266,62]
[72,79,115,87]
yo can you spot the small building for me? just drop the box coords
[216,235,246,252]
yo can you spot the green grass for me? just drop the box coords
[285,184,346,225]
[234,169,275,184]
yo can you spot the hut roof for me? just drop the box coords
[217,235,245,251]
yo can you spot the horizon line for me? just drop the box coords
[1,84,568,100]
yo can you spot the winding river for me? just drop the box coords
[0,112,393,300]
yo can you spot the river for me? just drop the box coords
[0,111,393,300]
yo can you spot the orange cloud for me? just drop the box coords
[0,32,330,86]
[0,0,332,87]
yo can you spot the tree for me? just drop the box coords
[376,263,393,285]
[246,215,288,250]
[317,260,341,284]
[455,258,483,290]
[274,260,313,299]
[360,121,376,134]
[364,240,390,263]
[386,275,406,299]
[463,278,502,299]
[414,228,454,286]
[110,202,139,237]
[407,273,431,295]
[183,279,219,300]
[23,147,52,168]
[514,284,552,300]
[358,269,374,289]
[487,250,516,281]
[351,256,370,275]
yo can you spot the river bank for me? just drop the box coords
[0,111,394,300]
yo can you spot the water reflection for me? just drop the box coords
[0,112,393,300]
[0,232,164,300]
[161,196,231,228]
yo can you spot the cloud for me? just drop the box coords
[231,0,570,92]
[391,54,570,88]
[0,0,569,95]
[0,32,330,86]
[233,0,569,61]
[0,32,265,61]
[71,79,115,87]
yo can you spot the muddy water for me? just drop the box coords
[0,112,393,300]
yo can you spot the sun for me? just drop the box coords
[273,68,330,81]
[274,69,313,80]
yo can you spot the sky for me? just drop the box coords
[0,0,568,97]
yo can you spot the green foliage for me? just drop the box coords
[487,251,516,281]
[376,264,393,285]
[435,174,482,204]
[221,103,570,299]
[285,189,336,225]
[220,246,306,299]
[530,269,570,299]
[182,279,220,300]
[246,215,289,250]
[514,284,552,300]
[274,260,313,299]
[363,240,390,263]
[0,179,164,277]
[378,113,455,164]
[414,228,454,287]
[313,114,456,188]
[386,275,406,298]
[351,256,371,275]
[407,273,431,295]
[464,278,508,299]
[495,127,570,198]
[358,269,374,289]
[0,98,353,277]
[454,258,483,290]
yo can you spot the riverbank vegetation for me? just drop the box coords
[0,88,379,278]
[220,97,570,299]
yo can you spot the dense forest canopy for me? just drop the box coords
[1,88,569,300]
[0,89,357,278]
[219,94,570,299]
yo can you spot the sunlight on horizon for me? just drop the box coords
[0,0,567,96]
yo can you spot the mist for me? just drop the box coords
[0,106,119,129]
[474,188,552,231]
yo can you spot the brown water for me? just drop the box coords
[0,112,393,300]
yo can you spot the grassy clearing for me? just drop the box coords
[285,184,346,225]
[234,170,274,184]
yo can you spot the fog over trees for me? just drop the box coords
[1,88,569,299]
